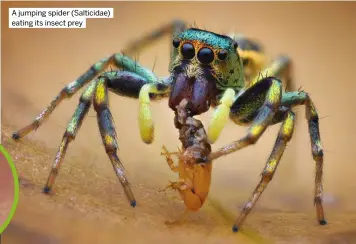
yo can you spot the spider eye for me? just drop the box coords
[197,47,214,64]
[218,49,228,60]
[233,41,238,49]
[172,39,180,48]
[181,43,195,59]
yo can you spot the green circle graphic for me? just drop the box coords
[0,144,20,234]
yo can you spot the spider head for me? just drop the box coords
[168,28,244,116]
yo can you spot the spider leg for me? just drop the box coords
[11,58,110,140]
[248,55,291,89]
[207,56,290,143]
[281,91,327,225]
[232,110,295,232]
[44,80,97,193]
[12,53,159,140]
[228,33,292,89]
[93,76,137,206]
[229,34,268,84]
[122,19,187,57]
[208,76,283,154]
[44,68,171,204]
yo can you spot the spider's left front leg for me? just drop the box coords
[208,76,283,159]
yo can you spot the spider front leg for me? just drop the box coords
[207,56,290,144]
[208,76,283,153]
[12,53,158,140]
[20,52,171,206]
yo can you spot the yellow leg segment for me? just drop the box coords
[138,83,170,144]
[207,88,236,144]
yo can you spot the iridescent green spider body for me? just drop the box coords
[170,28,245,91]
[12,20,327,232]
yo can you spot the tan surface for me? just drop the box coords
[2,1,356,244]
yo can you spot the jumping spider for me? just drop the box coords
[13,20,326,232]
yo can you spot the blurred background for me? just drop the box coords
[2,1,356,244]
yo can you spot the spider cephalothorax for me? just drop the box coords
[12,20,327,233]
[167,28,245,116]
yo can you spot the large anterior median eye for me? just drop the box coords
[197,47,214,64]
[181,43,195,59]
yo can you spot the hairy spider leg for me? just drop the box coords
[209,77,283,160]
[44,80,97,194]
[122,19,187,57]
[93,76,137,206]
[229,34,268,84]
[281,91,326,226]
[248,55,291,88]
[207,56,291,144]
[12,53,158,140]
[232,111,295,232]
[209,85,326,230]
[36,58,170,205]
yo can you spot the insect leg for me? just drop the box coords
[93,76,136,207]
[161,145,180,173]
[281,91,327,225]
[208,77,282,154]
[232,111,295,232]
[44,80,97,193]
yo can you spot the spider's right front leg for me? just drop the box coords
[19,53,170,207]
[12,53,158,140]
[44,71,171,206]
